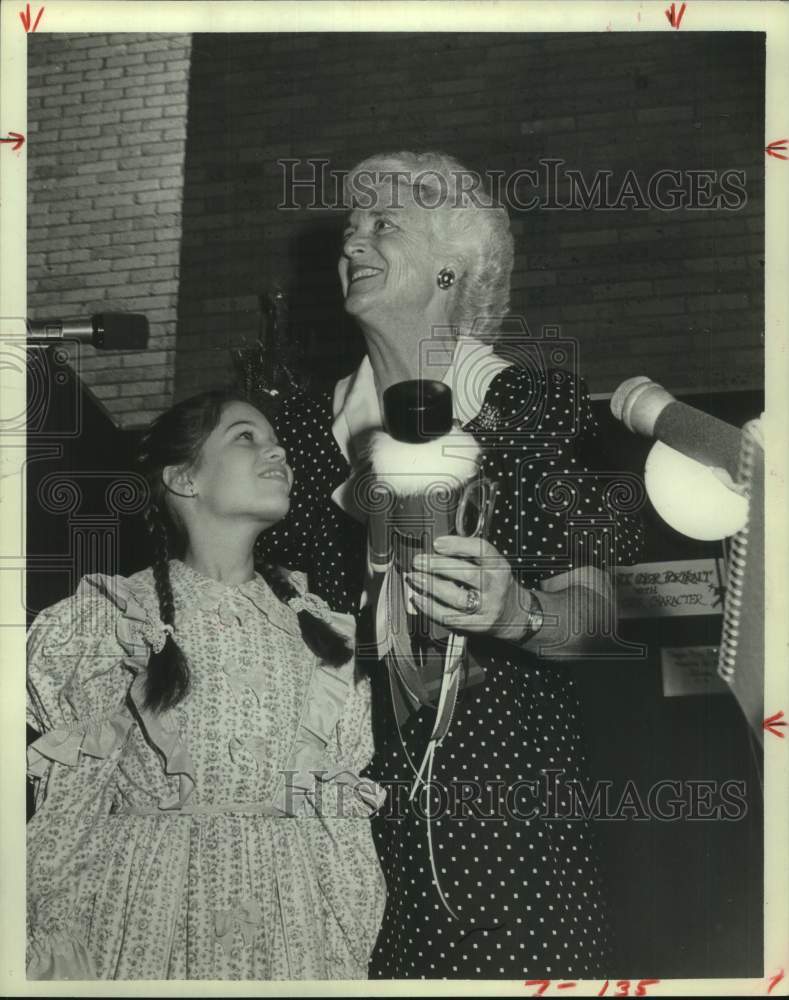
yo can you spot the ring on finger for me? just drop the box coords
[464,587,481,614]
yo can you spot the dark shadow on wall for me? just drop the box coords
[174,34,365,401]
[283,221,366,389]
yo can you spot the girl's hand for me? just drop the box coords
[406,535,526,639]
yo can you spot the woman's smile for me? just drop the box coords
[348,263,383,285]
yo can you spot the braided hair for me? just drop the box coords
[137,389,351,713]
[259,562,353,667]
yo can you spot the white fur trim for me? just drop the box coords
[330,339,511,517]
[365,426,480,497]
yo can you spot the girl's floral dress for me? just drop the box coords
[26,559,386,980]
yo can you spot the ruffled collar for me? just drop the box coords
[167,560,301,637]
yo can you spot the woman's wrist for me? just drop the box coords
[516,587,544,645]
[496,580,544,645]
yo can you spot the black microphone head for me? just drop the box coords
[91,313,149,351]
[383,379,453,442]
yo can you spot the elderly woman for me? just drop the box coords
[260,150,642,980]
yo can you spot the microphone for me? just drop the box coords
[27,313,149,351]
[610,376,742,479]
[612,385,765,741]
[372,381,485,561]
[365,380,493,718]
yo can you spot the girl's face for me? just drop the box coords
[187,401,293,528]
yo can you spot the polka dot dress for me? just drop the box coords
[364,655,614,980]
[262,366,644,980]
[260,388,367,616]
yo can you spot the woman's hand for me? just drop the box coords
[406,535,528,640]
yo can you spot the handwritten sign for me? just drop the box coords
[665,2,687,29]
[0,132,25,152]
[660,645,729,698]
[19,3,45,32]
[615,559,725,619]
[763,711,787,740]
[523,980,661,997]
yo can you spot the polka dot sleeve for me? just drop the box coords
[257,390,367,614]
[468,366,644,590]
[258,390,350,573]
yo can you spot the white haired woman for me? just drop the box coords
[260,150,643,979]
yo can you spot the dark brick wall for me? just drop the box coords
[27,33,192,427]
[27,31,764,417]
[176,31,764,401]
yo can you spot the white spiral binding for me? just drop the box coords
[717,418,762,685]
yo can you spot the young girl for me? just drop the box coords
[26,390,386,981]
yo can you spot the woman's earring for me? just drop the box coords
[436,267,455,290]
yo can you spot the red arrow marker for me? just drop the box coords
[19,3,45,32]
[765,138,788,160]
[763,710,787,739]
[665,2,687,28]
[767,969,784,994]
[0,132,25,152]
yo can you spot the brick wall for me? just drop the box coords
[28,32,764,419]
[27,33,192,428]
[176,31,764,400]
